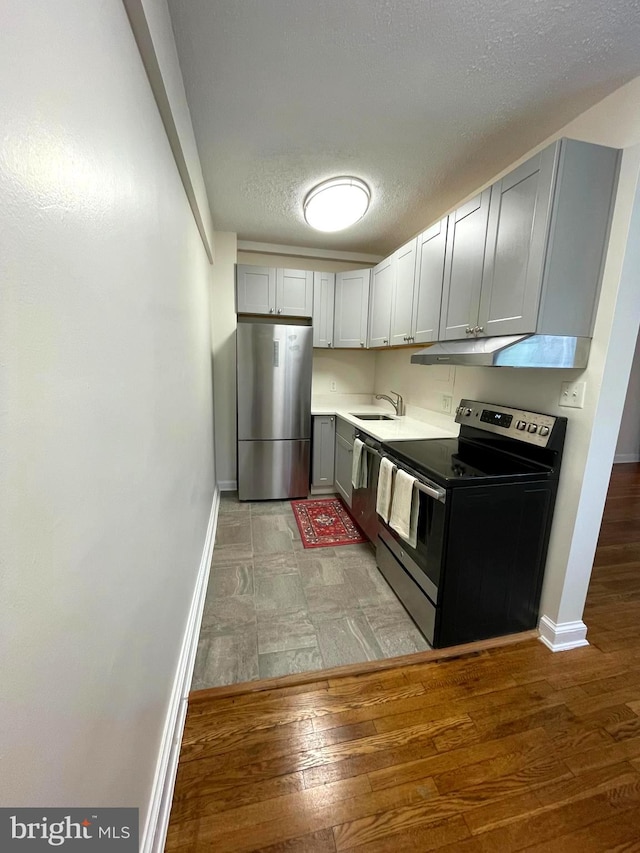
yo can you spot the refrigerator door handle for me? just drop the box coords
[273,339,280,367]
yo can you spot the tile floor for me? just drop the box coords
[191,492,430,690]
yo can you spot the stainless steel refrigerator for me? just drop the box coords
[237,318,312,500]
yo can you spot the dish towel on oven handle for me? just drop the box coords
[351,438,368,489]
[389,469,419,548]
[376,457,395,523]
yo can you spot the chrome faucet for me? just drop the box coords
[375,390,405,417]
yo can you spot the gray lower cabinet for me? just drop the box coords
[312,271,335,347]
[334,417,356,506]
[333,268,371,348]
[311,415,335,487]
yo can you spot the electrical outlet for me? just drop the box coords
[441,394,453,413]
[559,380,586,408]
[330,380,337,392]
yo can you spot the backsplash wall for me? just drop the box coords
[374,347,592,421]
[312,349,377,398]
[373,348,457,416]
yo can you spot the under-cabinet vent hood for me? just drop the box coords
[410,335,591,369]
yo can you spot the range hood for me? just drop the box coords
[410,335,591,369]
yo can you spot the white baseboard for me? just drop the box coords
[141,487,220,853]
[538,615,589,652]
[218,479,237,492]
[614,453,640,463]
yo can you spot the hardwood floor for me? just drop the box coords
[166,463,640,852]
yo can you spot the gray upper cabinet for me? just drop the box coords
[333,268,371,348]
[276,268,313,317]
[411,222,446,344]
[439,138,619,342]
[530,139,619,338]
[312,271,336,347]
[390,239,417,346]
[236,265,312,317]
[478,145,556,337]
[236,265,276,315]
[439,190,491,340]
[368,256,395,347]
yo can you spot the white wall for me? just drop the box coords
[211,233,239,489]
[124,0,214,259]
[615,328,640,462]
[0,0,215,833]
[237,251,368,273]
[374,352,456,415]
[374,76,640,635]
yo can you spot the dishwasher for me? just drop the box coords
[351,432,382,545]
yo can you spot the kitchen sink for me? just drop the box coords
[350,413,394,421]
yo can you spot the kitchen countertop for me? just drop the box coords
[311,403,459,442]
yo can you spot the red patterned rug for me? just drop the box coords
[291,498,367,548]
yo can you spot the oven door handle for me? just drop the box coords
[415,479,446,504]
[381,452,447,503]
[357,435,382,455]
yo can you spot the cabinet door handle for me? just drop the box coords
[383,339,388,345]
[330,417,334,422]
[269,308,274,313]
[360,341,365,347]
[277,308,282,314]
[465,327,472,335]
[327,341,332,347]
[474,326,484,334]
[403,336,407,341]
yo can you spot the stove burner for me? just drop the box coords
[451,462,478,477]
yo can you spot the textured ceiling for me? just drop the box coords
[167,0,640,255]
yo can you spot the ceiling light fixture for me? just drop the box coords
[303,176,371,232]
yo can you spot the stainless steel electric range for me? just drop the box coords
[377,399,567,648]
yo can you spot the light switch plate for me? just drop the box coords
[559,380,586,408]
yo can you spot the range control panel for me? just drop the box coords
[455,400,557,447]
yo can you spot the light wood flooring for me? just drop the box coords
[166,463,640,852]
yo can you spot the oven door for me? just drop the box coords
[352,438,382,543]
[377,530,437,646]
[379,469,447,594]
[376,470,448,647]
